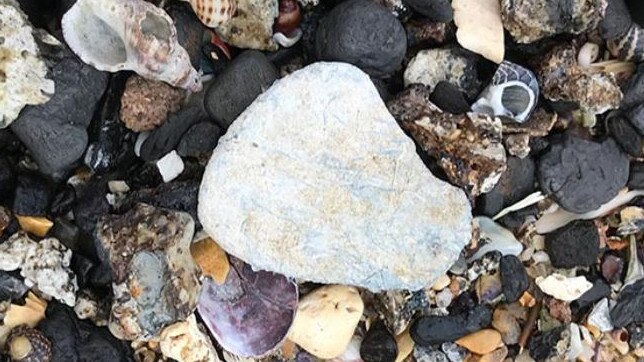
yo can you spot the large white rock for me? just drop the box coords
[198,62,472,291]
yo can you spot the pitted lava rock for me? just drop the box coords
[545,220,600,268]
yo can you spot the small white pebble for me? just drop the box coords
[578,42,600,67]
[108,180,130,194]
[156,151,185,183]
[532,250,550,264]
[435,288,453,309]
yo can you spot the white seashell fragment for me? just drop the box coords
[623,236,644,288]
[62,0,202,91]
[453,0,504,63]
[181,0,237,28]
[535,273,593,301]
[587,298,613,332]
[156,150,185,183]
[273,29,303,48]
[469,217,523,262]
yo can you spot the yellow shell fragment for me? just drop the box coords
[16,215,53,238]
[395,329,414,362]
[190,237,230,284]
[0,292,47,347]
[455,329,503,355]
[453,0,505,63]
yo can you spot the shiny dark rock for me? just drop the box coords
[528,326,564,361]
[73,180,110,237]
[360,321,398,362]
[607,114,643,157]
[545,220,600,268]
[628,162,644,189]
[315,0,406,77]
[476,156,536,217]
[0,156,15,202]
[499,255,529,303]
[124,162,164,190]
[71,253,96,289]
[204,50,278,130]
[626,104,644,135]
[0,270,29,301]
[176,122,222,158]
[410,305,491,345]
[50,185,76,217]
[403,0,452,22]
[38,302,133,362]
[50,218,82,252]
[572,279,611,312]
[610,278,644,328]
[429,81,470,114]
[12,172,52,216]
[537,133,629,213]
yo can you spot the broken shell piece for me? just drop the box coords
[395,330,414,362]
[587,298,613,332]
[16,215,53,238]
[190,237,230,284]
[198,257,298,357]
[608,24,644,62]
[578,42,600,67]
[214,0,278,50]
[62,0,202,91]
[273,29,303,48]
[455,329,503,355]
[182,0,236,28]
[5,325,52,362]
[0,292,47,346]
[469,217,523,262]
[160,314,221,362]
[472,61,539,123]
[535,273,593,301]
[452,0,504,63]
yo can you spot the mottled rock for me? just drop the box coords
[176,122,222,158]
[610,278,644,327]
[388,85,506,196]
[214,0,278,50]
[528,326,564,360]
[96,204,200,340]
[159,314,220,362]
[119,181,200,228]
[600,0,632,39]
[403,0,452,21]
[12,173,52,216]
[607,113,644,157]
[404,48,480,98]
[413,347,449,362]
[545,220,600,269]
[360,321,398,362]
[204,51,278,129]
[39,302,132,362]
[315,0,406,77]
[537,133,629,213]
[501,0,607,43]
[499,255,529,303]
[198,257,298,357]
[405,19,453,50]
[0,270,28,301]
[410,305,492,345]
[120,75,185,132]
[198,62,472,291]
[11,56,109,176]
[476,156,535,216]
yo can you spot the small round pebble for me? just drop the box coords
[360,321,398,362]
[403,0,453,22]
[607,114,643,157]
[176,122,222,158]
[499,255,529,303]
[544,220,600,268]
[429,81,471,114]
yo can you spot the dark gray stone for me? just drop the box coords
[572,279,611,312]
[608,114,644,157]
[627,103,644,135]
[166,2,205,68]
[622,65,644,110]
[0,271,29,301]
[410,305,491,345]
[50,185,76,218]
[204,51,278,129]
[528,327,564,360]
[545,220,600,268]
[477,156,535,216]
[628,162,644,189]
[537,133,629,213]
[176,122,222,158]
[499,255,529,303]
[0,156,15,202]
[11,57,109,176]
[430,81,471,114]
[315,0,407,77]
[360,321,398,362]
[611,278,644,327]
[139,106,207,162]
[403,0,452,22]
[12,173,52,216]
[600,0,632,39]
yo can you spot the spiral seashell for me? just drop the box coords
[577,42,600,67]
[62,0,202,91]
[5,325,52,362]
[608,24,644,62]
[182,0,236,28]
[471,61,539,123]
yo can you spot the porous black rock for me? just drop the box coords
[85,74,136,174]
[611,278,644,328]
[12,173,52,216]
[628,162,644,189]
[544,220,600,268]
[11,56,109,176]
[204,51,278,129]
[528,326,564,360]
[139,105,209,162]
[499,255,529,303]
[176,122,222,158]
[476,156,536,216]
[0,270,29,301]
[73,180,110,237]
[572,279,611,312]
[608,114,644,157]
[600,0,632,39]
[315,0,407,77]
[38,302,133,362]
[410,305,491,345]
[360,321,398,362]
[429,81,471,114]
[403,0,452,22]
[537,133,629,213]
[627,104,644,135]
[623,65,644,110]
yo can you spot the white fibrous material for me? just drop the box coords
[0,0,54,128]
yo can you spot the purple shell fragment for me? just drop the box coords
[198,256,298,357]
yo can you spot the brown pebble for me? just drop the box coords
[120,75,185,132]
[455,329,503,355]
[190,237,230,284]
[518,291,536,307]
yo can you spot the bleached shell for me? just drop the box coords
[608,24,644,63]
[184,0,236,28]
[214,0,278,50]
[62,0,202,91]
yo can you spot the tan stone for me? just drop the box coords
[395,329,414,362]
[456,329,503,355]
[288,285,364,359]
[190,237,230,285]
[16,215,53,238]
[453,0,504,63]
[0,293,47,346]
[431,275,451,291]
[159,315,220,362]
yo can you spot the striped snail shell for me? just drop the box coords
[5,326,52,362]
[182,0,237,28]
[608,24,644,62]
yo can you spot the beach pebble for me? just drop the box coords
[410,305,492,345]
[455,329,503,355]
[360,321,398,362]
[500,255,529,303]
[623,65,644,109]
[429,81,471,114]
[214,0,279,50]
[607,114,644,157]
[12,173,52,217]
[289,285,363,359]
[528,327,564,361]
[404,48,480,98]
[176,122,222,158]
[476,156,536,217]
[190,237,230,284]
[535,274,593,301]
[156,151,185,183]
[0,270,28,301]
[403,0,452,22]
[492,308,521,345]
[610,278,644,327]
[545,220,600,268]
[159,314,220,362]
[572,279,611,311]
[600,0,632,39]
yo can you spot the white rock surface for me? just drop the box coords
[535,273,593,301]
[198,62,472,291]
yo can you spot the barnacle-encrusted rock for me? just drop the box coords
[215,0,278,50]
[0,233,77,307]
[159,314,221,362]
[120,75,186,132]
[404,48,480,98]
[501,0,607,43]
[0,0,54,128]
[387,84,507,196]
[96,203,201,340]
[536,42,622,115]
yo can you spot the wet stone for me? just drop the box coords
[403,0,452,22]
[545,220,600,269]
[360,321,398,362]
[50,185,76,218]
[499,255,529,303]
[176,122,222,158]
[12,173,52,217]
[607,114,644,157]
[626,104,644,135]
[537,133,629,214]
[410,305,492,345]
[528,326,564,360]
[610,278,644,328]
[73,180,110,237]
[315,0,407,77]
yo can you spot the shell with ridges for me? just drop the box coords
[182,0,236,28]
[608,24,644,62]
[62,0,202,91]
